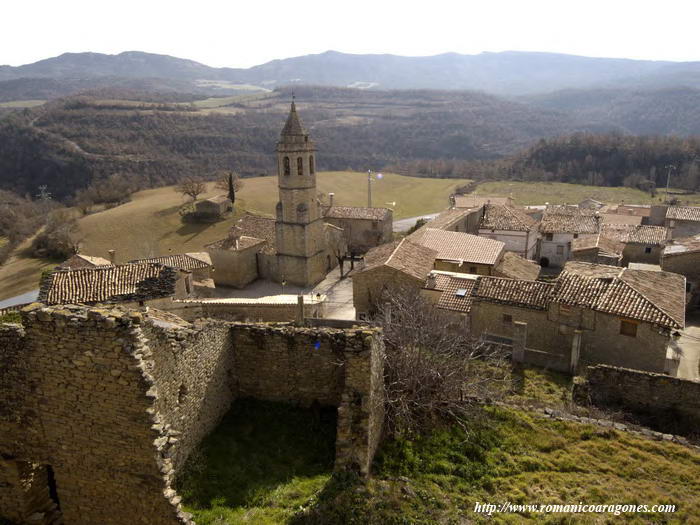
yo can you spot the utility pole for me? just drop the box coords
[367,169,372,207]
[665,164,676,203]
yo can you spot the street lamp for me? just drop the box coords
[367,170,383,207]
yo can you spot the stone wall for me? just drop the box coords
[163,299,324,323]
[576,365,700,427]
[1,304,385,524]
[621,243,663,265]
[323,216,393,255]
[208,244,260,288]
[352,266,423,319]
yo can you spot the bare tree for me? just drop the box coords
[371,285,510,435]
[325,225,348,277]
[176,177,206,202]
[214,171,243,194]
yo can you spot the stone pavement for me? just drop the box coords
[676,310,700,381]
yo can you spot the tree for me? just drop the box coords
[176,177,206,202]
[215,171,242,196]
[371,285,510,435]
[325,225,348,277]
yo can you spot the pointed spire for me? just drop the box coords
[281,100,307,137]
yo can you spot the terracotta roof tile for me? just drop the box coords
[361,239,437,281]
[480,204,536,231]
[572,234,625,256]
[666,206,700,222]
[324,206,391,221]
[59,254,112,268]
[207,213,277,254]
[539,206,599,234]
[493,252,541,281]
[663,234,700,256]
[601,224,667,244]
[415,229,504,265]
[408,208,472,239]
[39,263,179,305]
[473,276,553,310]
[553,261,685,329]
[436,275,478,313]
[129,252,212,270]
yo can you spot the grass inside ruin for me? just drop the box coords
[179,396,700,525]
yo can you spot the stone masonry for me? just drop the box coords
[0,304,385,525]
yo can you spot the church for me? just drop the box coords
[206,102,354,288]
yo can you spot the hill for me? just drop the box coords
[2,50,700,96]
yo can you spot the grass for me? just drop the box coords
[177,399,337,525]
[178,397,700,525]
[474,181,700,206]
[0,99,46,108]
[0,172,466,300]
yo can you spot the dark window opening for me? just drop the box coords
[503,314,513,324]
[297,157,304,176]
[283,156,290,176]
[178,384,188,405]
[573,233,579,239]
[620,320,638,337]
[309,155,315,174]
[645,246,652,254]
[47,465,61,510]
[545,233,553,241]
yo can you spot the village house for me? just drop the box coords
[411,228,505,275]
[600,223,668,265]
[665,206,700,238]
[38,263,193,308]
[537,205,599,267]
[322,205,393,254]
[58,253,112,269]
[193,194,232,221]
[662,234,700,309]
[409,206,482,236]
[478,204,539,259]
[352,238,437,319]
[571,233,625,266]
[578,197,605,210]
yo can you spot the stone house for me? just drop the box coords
[548,262,685,374]
[352,238,437,319]
[537,205,600,268]
[322,205,393,254]
[411,228,505,275]
[194,194,232,220]
[492,251,541,281]
[600,224,668,265]
[129,252,213,283]
[662,234,700,308]
[38,263,193,308]
[408,207,481,238]
[58,253,112,269]
[571,234,624,266]
[478,204,539,259]
[665,206,700,238]
[578,198,605,210]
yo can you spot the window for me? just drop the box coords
[283,156,290,176]
[573,233,579,239]
[372,220,379,230]
[177,384,188,405]
[556,245,564,255]
[455,288,469,297]
[502,314,513,324]
[545,233,553,241]
[297,156,304,175]
[644,246,652,254]
[309,155,315,174]
[620,320,638,337]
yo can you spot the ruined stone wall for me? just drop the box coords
[352,266,423,318]
[577,365,700,427]
[208,245,259,288]
[163,300,324,323]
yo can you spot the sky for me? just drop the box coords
[2,0,699,67]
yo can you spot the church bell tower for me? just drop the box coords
[275,101,327,287]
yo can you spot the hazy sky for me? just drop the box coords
[3,0,699,67]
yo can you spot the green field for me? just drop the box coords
[0,99,46,108]
[179,393,700,524]
[0,171,467,300]
[475,181,700,206]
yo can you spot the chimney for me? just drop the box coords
[329,192,335,207]
[108,250,116,265]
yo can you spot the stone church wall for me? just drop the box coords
[1,304,385,523]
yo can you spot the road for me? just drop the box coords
[0,289,39,309]
[393,212,440,233]
[675,311,700,381]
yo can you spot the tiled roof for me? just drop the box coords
[666,206,700,222]
[601,224,667,244]
[207,213,277,254]
[59,254,112,268]
[552,261,685,329]
[129,252,212,270]
[324,206,391,221]
[409,208,472,239]
[663,234,700,256]
[453,195,512,208]
[360,239,437,281]
[473,276,553,310]
[539,206,599,234]
[435,275,478,313]
[415,229,504,265]
[202,194,231,204]
[493,252,541,281]
[600,213,643,225]
[572,234,625,257]
[39,263,179,306]
[479,204,536,232]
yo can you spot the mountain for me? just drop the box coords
[1,50,699,99]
